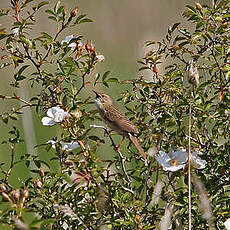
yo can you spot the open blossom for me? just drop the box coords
[156,148,207,172]
[156,149,187,172]
[190,151,207,169]
[224,219,230,230]
[61,35,77,50]
[42,107,68,126]
[96,54,105,62]
[12,28,19,36]
[47,140,79,151]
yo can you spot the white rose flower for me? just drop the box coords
[96,54,105,62]
[42,107,68,126]
[12,28,19,36]
[224,219,230,230]
[61,35,77,50]
[156,149,188,172]
[191,151,207,169]
[156,148,207,172]
[47,140,79,151]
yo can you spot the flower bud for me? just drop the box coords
[219,91,224,101]
[70,6,78,17]
[96,55,105,62]
[64,160,73,166]
[1,191,11,201]
[40,168,45,178]
[12,189,20,201]
[62,6,66,16]
[72,109,82,119]
[34,178,43,188]
[23,189,29,199]
[195,2,203,11]
[0,184,7,192]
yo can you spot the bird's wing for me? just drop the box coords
[104,105,138,134]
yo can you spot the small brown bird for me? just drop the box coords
[93,91,146,160]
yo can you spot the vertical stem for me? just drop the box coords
[17,85,37,170]
[188,103,192,230]
[212,0,216,9]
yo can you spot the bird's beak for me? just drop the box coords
[93,90,100,98]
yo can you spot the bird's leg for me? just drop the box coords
[115,136,126,152]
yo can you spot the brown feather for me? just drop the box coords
[101,104,138,134]
[128,133,147,160]
[94,91,146,160]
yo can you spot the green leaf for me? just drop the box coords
[57,6,64,15]
[16,75,26,81]
[171,22,180,32]
[89,135,105,143]
[40,218,56,230]
[48,16,57,21]
[76,14,86,21]
[18,65,30,76]
[78,18,93,24]
[42,32,53,41]
[0,33,7,40]
[37,1,49,9]
[186,5,196,13]
[102,81,109,88]
[19,36,32,47]
[94,73,100,86]
[45,9,56,16]
[107,77,119,83]
[54,1,61,13]
[102,71,110,81]
[139,66,150,71]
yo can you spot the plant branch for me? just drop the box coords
[188,103,192,230]
[90,125,132,186]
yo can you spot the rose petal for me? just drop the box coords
[60,141,79,151]
[156,151,171,166]
[12,28,19,36]
[47,107,57,119]
[46,107,67,122]
[42,117,56,126]
[172,149,188,164]
[96,54,105,62]
[47,140,57,149]
[53,110,68,123]
[224,219,230,230]
[163,164,185,172]
[156,150,186,172]
[61,35,75,44]
[191,151,207,169]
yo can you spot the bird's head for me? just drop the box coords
[93,91,113,106]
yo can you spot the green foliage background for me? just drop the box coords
[0,0,229,229]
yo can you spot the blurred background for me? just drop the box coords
[0,0,207,187]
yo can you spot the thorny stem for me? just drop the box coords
[76,68,90,95]
[208,17,224,87]
[23,45,43,79]
[76,54,95,95]
[0,146,17,186]
[90,125,132,186]
[143,157,155,207]
[42,16,73,62]
[188,103,192,230]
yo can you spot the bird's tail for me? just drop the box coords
[128,133,147,160]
